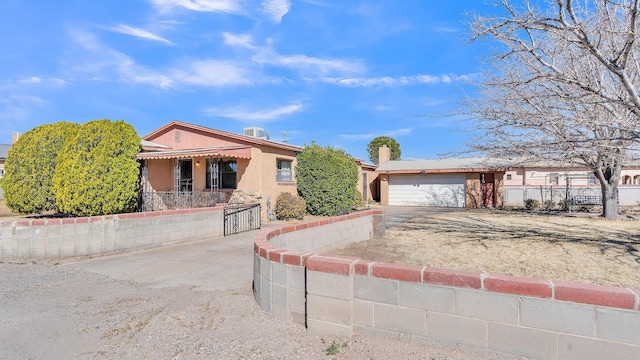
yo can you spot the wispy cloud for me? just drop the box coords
[433,25,459,33]
[204,102,303,122]
[19,76,41,84]
[222,32,257,49]
[338,133,376,140]
[69,28,270,89]
[338,128,412,140]
[149,0,243,14]
[0,95,49,133]
[223,32,364,76]
[107,24,173,44]
[321,73,478,87]
[261,0,291,23]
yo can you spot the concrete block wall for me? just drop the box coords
[254,209,640,360]
[0,206,224,259]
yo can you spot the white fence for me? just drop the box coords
[504,186,640,207]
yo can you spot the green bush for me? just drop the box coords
[296,144,359,216]
[0,122,78,214]
[275,192,306,220]
[525,199,540,211]
[53,119,140,216]
[543,199,555,210]
[353,189,363,208]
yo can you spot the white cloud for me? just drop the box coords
[387,128,411,137]
[19,77,41,84]
[108,24,173,44]
[168,60,257,87]
[0,95,48,132]
[254,50,364,76]
[338,133,376,140]
[69,28,267,89]
[374,105,393,112]
[222,32,257,49]
[338,128,412,140]
[204,103,303,122]
[433,26,459,33]
[321,73,477,87]
[149,0,243,14]
[261,0,291,23]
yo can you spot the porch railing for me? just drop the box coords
[140,191,224,212]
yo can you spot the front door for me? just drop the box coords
[179,159,193,191]
[481,173,495,208]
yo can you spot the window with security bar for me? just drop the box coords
[206,158,237,189]
[276,159,292,182]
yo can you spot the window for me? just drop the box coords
[588,173,597,185]
[549,173,559,185]
[622,175,632,185]
[276,159,292,182]
[0,168,4,178]
[634,175,640,185]
[206,159,237,189]
[506,174,512,180]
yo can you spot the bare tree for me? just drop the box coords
[465,0,640,219]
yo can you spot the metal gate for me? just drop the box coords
[224,203,261,236]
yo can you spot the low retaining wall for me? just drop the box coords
[253,210,640,360]
[0,206,224,259]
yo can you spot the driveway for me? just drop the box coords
[382,206,460,229]
[63,226,277,291]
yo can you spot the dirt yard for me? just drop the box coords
[337,209,640,289]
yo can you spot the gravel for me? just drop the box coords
[0,261,523,360]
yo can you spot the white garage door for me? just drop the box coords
[389,174,466,207]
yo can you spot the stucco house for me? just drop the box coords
[502,163,640,206]
[137,121,301,215]
[0,143,10,199]
[137,120,377,216]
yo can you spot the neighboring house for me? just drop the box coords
[375,151,508,208]
[503,164,640,206]
[137,121,301,215]
[0,143,12,199]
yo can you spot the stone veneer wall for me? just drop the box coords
[0,206,224,259]
[253,209,640,360]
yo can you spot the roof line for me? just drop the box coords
[142,120,303,153]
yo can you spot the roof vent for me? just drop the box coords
[244,127,270,140]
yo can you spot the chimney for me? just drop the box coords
[378,145,390,165]
[11,132,21,144]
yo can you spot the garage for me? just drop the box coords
[388,174,466,207]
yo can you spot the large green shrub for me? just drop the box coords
[0,122,78,214]
[296,144,359,216]
[275,192,306,220]
[53,119,140,216]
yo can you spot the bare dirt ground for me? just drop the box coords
[337,209,640,289]
[0,261,520,360]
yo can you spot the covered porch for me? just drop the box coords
[137,145,252,211]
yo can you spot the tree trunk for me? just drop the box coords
[601,181,619,219]
[597,160,622,220]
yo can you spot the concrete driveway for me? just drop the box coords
[63,208,452,291]
[382,206,460,229]
[63,226,276,291]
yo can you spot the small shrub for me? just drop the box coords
[525,199,540,211]
[353,190,363,208]
[559,199,570,211]
[275,192,306,220]
[543,199,555,210]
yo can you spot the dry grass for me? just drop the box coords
[336,209,640,289]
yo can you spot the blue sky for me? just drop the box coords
[0,0,497,162]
